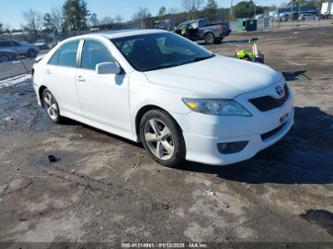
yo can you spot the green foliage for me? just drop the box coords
[0,23,3,33]
[62,0,90,31]
[204,0,218,22]
[233,1,265,19]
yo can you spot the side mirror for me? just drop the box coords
[96,62,121,75]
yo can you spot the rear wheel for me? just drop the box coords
[140,110,186,167]
[42,89,62,123]
[204,32,215,45]
[0,55,9,63]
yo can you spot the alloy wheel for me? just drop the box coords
[144,118,175,161]
[43,92,59,121]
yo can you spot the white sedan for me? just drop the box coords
[32,30,294,167]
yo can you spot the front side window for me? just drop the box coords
[198,19,208,27]
[48,50,60,65]
[81,40,115,70]
[112,32,214,72]
[48,40,79,67]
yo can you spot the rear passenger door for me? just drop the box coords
[44,40,82,117]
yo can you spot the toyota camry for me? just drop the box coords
[32,30,294,167]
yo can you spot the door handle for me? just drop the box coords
[77,75,85,82]
[46,69,51,75]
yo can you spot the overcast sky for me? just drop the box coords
[0,0,287,29]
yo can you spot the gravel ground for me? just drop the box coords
[0,26,332,247]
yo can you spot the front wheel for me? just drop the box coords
[42,89,62,123]
[140,110,186,167]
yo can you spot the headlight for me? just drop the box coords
[182,98,252,116]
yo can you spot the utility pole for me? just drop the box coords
[229,0,234,22]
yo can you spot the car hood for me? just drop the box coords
[144,55,283,98]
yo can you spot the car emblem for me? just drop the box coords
[275,86,285,98]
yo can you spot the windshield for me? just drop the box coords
[111,32,214,72]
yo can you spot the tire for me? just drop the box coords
[214,37,222,44]
[204,32,215,45]
[140,109,186,167]
[41,89,62,123]
[0,55,9,63]
[27,49,38,58]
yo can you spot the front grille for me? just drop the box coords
[261,123,286,141]
[249,84,289,112]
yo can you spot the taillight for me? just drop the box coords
[219,25,224,33]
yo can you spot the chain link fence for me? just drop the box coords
[230,18,333,33]
[0,32,32,80]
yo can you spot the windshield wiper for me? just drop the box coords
[174,54,215,67]
[144,54,215,72]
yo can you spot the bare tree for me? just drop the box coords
[114,15,123,23]
[167,8,183,25]
[22,9,42,41]
[181,0,204,19]
[43,13,54,32]
[132,7,151,28]
[158,6,167,20]
[89,13,99,27]
[101,16,114,25]
[50,7,64,33]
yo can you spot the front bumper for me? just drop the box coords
[173,84,294,166]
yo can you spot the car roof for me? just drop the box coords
[74,29,167,40]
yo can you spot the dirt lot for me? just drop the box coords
[0,26,333,246]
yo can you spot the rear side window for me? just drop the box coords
[81,40,114,70]
[48,40,79,67]
[48,50,60,65]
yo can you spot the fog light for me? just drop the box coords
[217,141,249,154]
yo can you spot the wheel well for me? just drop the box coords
[135,105,182,141]
[205,31,216,40]
[204,31,214,36]
[38,85,47,107]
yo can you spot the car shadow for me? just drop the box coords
[178,106,333,185]
[59,117,141,147]
[54,106,333,185]
[283,70,311,81]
